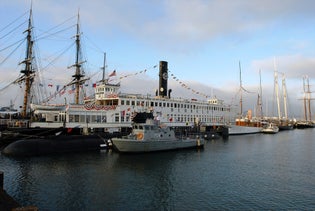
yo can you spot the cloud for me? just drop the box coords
[12,0,313,53]
[251,55,315,79]
[2,0,315,118]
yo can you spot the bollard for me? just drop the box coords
[0,171,3,190]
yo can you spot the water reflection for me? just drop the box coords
[1,129,315,210]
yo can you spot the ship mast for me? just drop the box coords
[281,73,288,120]
[273,59,281,120]
[20,8,35,118]
[71,11,85,104]
[303,76,308,121]
[303,75,312,121]
[257,69,263,119]
[239,61,243,118]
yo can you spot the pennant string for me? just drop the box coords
[118,65,157,80]
[168,70,210,99]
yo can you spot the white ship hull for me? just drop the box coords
[228,125,262,135]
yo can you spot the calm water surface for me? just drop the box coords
[1,129,315,210]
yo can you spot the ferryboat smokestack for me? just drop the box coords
[159,61,168,98]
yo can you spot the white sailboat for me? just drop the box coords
[296,75,315,128]
[273,60,293,130]
[261,122,279,134]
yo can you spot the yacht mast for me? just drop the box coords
[20,8,34,118]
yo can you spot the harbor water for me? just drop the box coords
[1,129,315,210]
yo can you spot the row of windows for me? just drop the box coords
[65,113,226,124]
[119,99,227,111]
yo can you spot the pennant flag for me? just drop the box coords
[68,85,75,94]
[59,89,66,96]
[109,70,116,77]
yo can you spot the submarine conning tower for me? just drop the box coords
[158,61,169,98]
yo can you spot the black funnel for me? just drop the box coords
[158,61,168,97]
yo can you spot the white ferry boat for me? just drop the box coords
[30,61,237,135]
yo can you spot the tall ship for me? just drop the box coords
[228,62,262,135]
[30,60,236,135]
[1,9,236,138]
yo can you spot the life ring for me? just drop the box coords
[137,133,144,140]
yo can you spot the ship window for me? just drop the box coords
[80,115,85,123]
[115,113,119,122]
[131,101,135,106]
[121,100,125,105]
[126,100,130,105]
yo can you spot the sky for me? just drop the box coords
[1,0,315,119]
